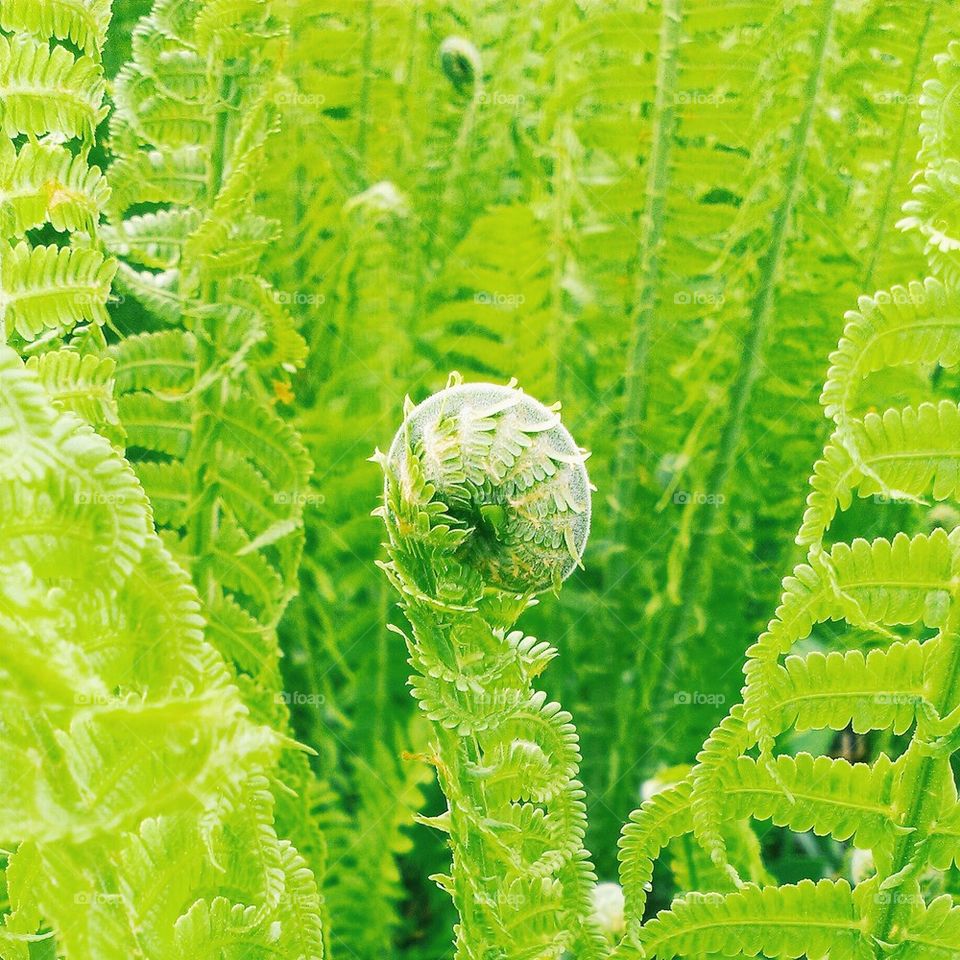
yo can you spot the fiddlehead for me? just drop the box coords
[377,376,603,959]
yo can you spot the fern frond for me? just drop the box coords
[776,641,933,736]
[619,779,694,923]
[822,278,960,430]
[0,347,148,579]
[0,241,115,341]
[117,392,192,458]
[0,34,107,140]
[634,42,960,960]
[102,207,202,270]
[0,0,113,59]
[98,3,327,954]
[0,141,109,237]
[109,329,196,394]
[24,349,119,435]
[889,895,960,960]
[721,753,898,852]
[631,879,866,960]
[800,402,960,545]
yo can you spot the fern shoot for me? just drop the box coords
[377,376,604,958]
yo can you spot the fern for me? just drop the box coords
[617,40,960,960]
[0,2,325,957]
[24,348,119,439]
[0,344,328,957]
[247,2,960,928]
[0,2,116,354]
[100,0,328,950]
[600,0,957,819]
[626,879,867,960]
[377,376,604,959]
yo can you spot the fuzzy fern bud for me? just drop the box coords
[383,378,591,595]
[378,376,604,959]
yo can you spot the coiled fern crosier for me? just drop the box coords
[375,376,607,958]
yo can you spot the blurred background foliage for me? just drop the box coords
[102,1,957,955]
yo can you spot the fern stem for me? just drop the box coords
[379,382,602,958]
[357,0,375,160]
[595,0,684,832]
[549,112,576,399]
[867,583,960,949]
[187,55,234,598]
[610,0,682,544]
[862,0,935,291]
[648,0,837,717]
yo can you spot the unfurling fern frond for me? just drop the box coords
[377,377,603,959]
[617,41,960,960]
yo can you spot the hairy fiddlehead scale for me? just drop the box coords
[385,380,591,594]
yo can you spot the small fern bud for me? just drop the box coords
[384,378,591,594]
[343,180,410,224]
[439,36,482,91]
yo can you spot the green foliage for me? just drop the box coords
[101,0,327,951]
[0,349,321,957]
[4,1,960,958]
[0,0,324,956]
[257,6,960,909]
[618,37,960,960]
